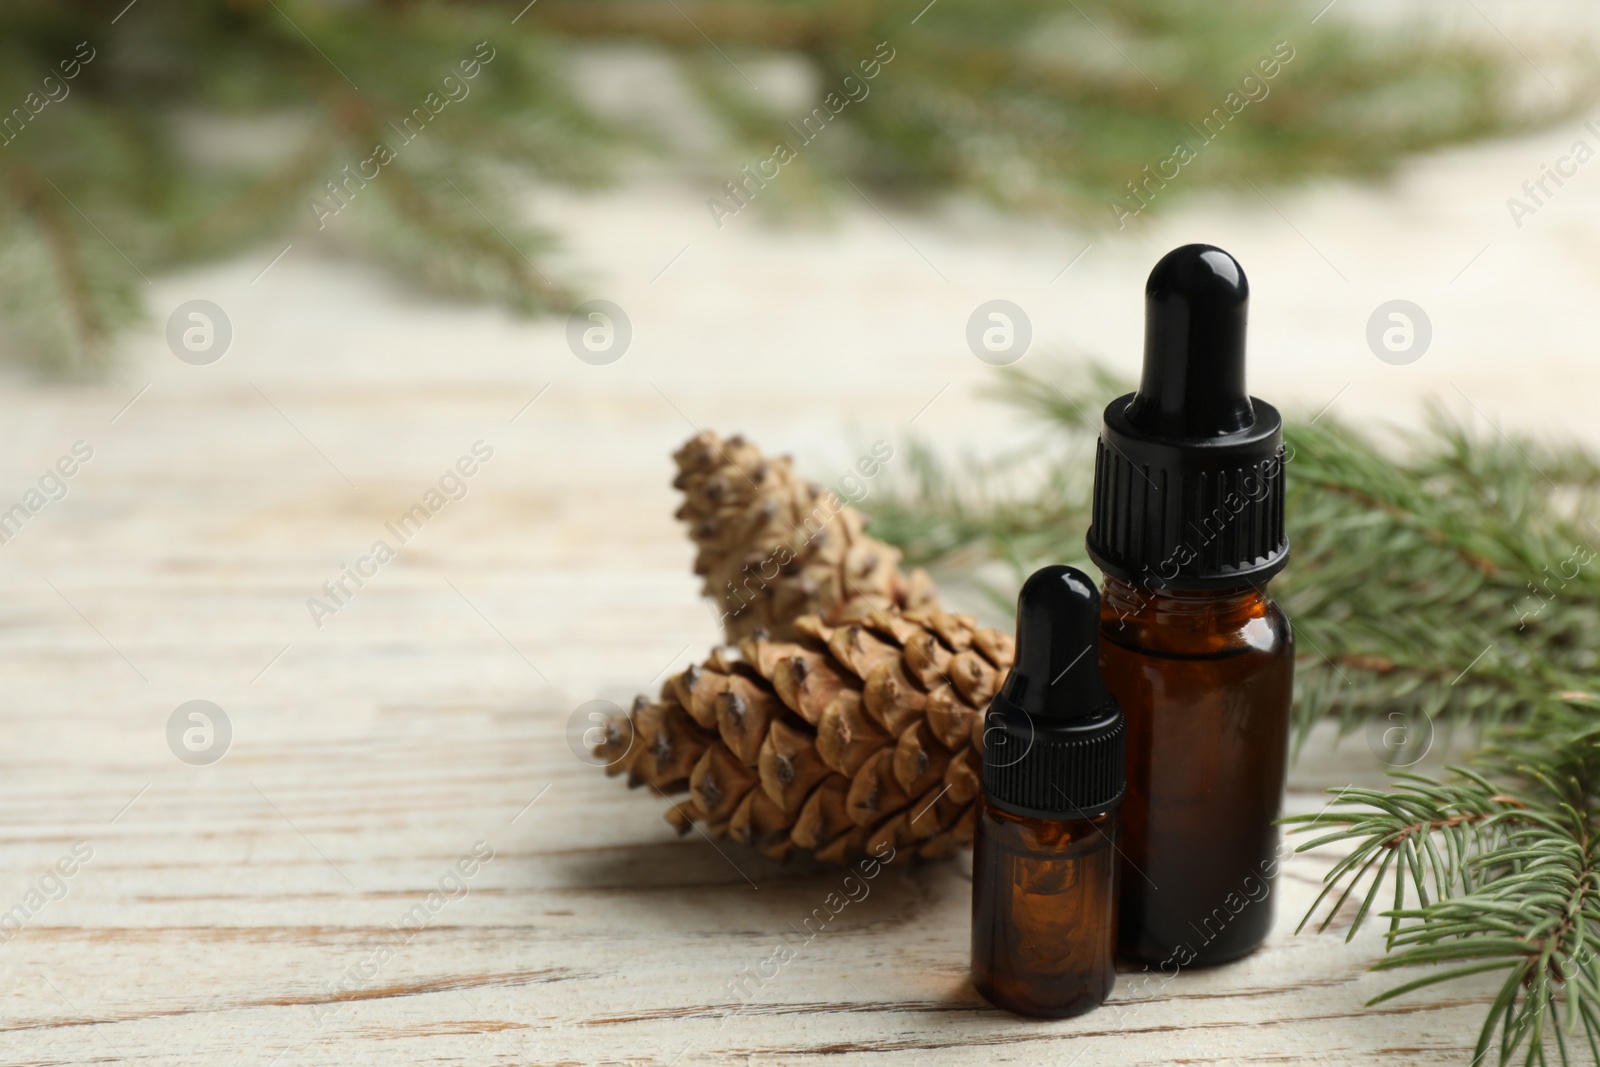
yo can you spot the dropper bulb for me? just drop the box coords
[999,565,1112,721]
[1126,243,1254,437]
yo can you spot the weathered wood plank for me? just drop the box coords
[7,117,1594,1059]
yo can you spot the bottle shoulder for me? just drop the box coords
[979,797,1117,855]
[1246,599,1293,655]
[1100,583,1292,659]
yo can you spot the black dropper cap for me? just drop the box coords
[1086,244,1289,590]
[982,565,1125,819]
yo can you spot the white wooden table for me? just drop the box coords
[1,135,1584,1061]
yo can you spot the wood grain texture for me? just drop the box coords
[0,239,1515,1066]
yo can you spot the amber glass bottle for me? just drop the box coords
[1099,580,1292,965]
[972,565,1125,1017]
[1086,244,1293,967]
[972,802,1118,1017]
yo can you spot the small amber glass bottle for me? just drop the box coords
[972,565,1126,1018]
[1086,244,1294,967]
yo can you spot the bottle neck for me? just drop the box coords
[1103,576,1264,615]
[1101,576,1273,653]
[980,795,1115,849]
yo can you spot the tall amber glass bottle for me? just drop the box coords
[1085,244,1293,967]
[972,565,1126,1017]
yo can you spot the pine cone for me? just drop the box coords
[673,430,939,642]
[597,609,1015,865]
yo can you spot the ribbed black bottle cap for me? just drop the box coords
[1086,244,1289,590]
[982,565,1125,820]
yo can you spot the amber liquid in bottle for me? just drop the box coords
[1099,578,1293,966]
[971,798,1119,1017]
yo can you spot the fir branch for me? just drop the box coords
[0,161,141,378]
[869,360,1600,741]
[1291,693,1600,1065]
[15,168,113,366]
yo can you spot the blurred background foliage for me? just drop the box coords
[0,0,1591,377]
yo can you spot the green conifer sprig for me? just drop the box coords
[541,0,1595,218]
[0,0,604,376]
[1288,693,1600,1065]
[868,363,1600,741]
